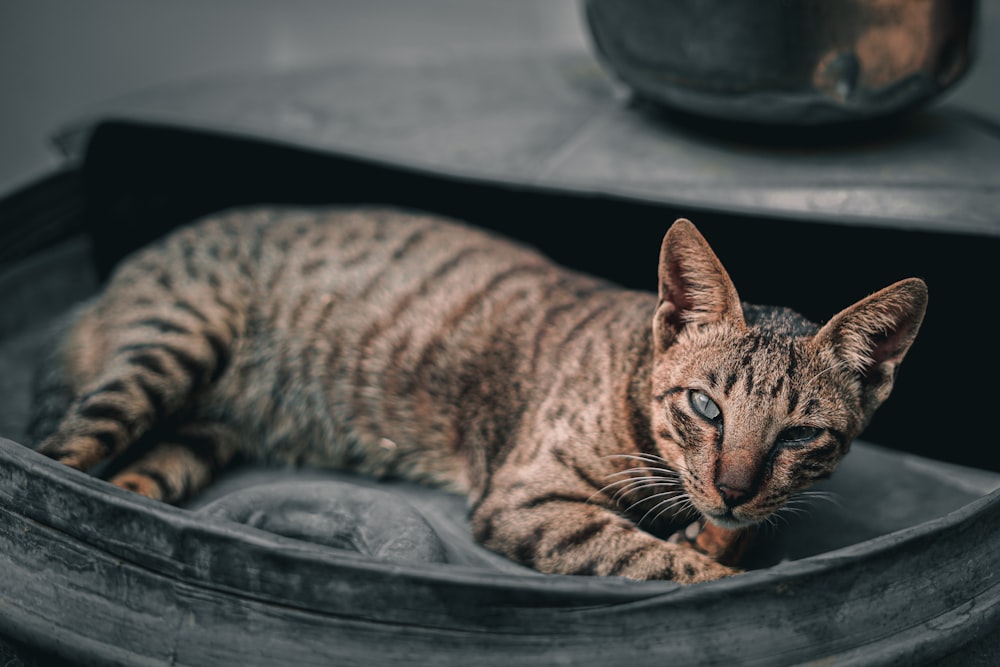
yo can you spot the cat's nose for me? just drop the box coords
[716,482,752,508]
[715,450,757,507]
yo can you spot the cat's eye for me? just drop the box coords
[777,425,822,444]
[689,390,721,422]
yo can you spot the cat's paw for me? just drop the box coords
[669,548,743,584]
[110,471,166,500]
[35,434,94,470]
[620,540,742,583]
[668,518,755,567]
[686,562,743,584]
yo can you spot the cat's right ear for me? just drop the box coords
[653,219,744,351]
[814,277,928,417]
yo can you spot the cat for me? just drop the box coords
[28,206,927,584]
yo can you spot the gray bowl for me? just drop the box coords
[583,0,977,125]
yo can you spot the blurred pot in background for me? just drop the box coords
[583,0,977,125]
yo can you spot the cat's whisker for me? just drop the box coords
[595,462,682,507]
[589,476,680,506]
[761,515,781,535]
[780,490,842,523]
[604,453,672,466]
[776,505,808,518]
[670,459,692,476]
[768,511,791,529]
[613,480,679,502]
[623,488,684,515]
[600,473,673,486]
[639,493,693,526]
[793,489,843,508]
[639,502,678,528]
[618,479,677,496]
[603,466,681,480]
[769,502,813,528]
[649,497,697,527]
[604,479,679,505]
[598,468,678,490]
[607,454,682,472]
[781,500,813,514]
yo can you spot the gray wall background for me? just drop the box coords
[0,0,587,197]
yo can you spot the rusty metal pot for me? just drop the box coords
[583,0,977,124]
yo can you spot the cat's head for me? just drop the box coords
[649,219,927,529]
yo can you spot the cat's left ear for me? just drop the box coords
[814,277,928,413]
[653,219,744,351]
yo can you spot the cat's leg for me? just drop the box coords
[34,289,241,472]
[470,482,740,584]
[108,420,241,503]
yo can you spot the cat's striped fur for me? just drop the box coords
[30,207,927,583]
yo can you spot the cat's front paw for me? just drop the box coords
[667,548,742,584]
[668,518,755,567]
[617,540,742,583]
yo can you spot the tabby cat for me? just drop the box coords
[29,207,927,584]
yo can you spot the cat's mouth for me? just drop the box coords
[701,508,759,530]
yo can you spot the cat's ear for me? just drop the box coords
[653,219,744,351]
[814,278,927,413]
